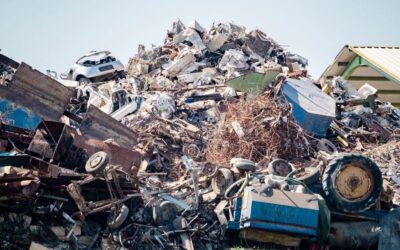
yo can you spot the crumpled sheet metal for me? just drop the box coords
[126,20,303,91]
[173,28,206,51]
[218,49,250,72]
[79,105,138,148]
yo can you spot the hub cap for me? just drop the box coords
[335,164,373,200]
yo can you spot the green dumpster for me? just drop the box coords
[227,71,280,95]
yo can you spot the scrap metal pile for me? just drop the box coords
[205,93,312,165]
[126,20,306,91]
[1,20,400,250]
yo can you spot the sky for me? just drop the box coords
[1,0,399,79]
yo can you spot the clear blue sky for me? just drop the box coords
[1,0,399,79]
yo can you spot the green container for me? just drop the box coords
[227,71,280,95]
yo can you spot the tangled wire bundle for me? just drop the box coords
[205,93,312,165]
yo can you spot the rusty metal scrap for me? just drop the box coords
[205,93,312,165]
[1,19,400,250]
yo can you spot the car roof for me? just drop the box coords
[76,50,111,63]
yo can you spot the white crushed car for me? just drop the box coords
[61,51,125,85]
[84,82,140,121]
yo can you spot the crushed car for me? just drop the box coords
[60,50,125,85]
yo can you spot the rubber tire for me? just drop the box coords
[317,139,338,155]
[268,159,295,177]
[85,151,109,175]
[78,76,91,85]
[107,204,129,230]
[152,201,178,226]
[117,71,127,79]
[211,168,234,196]
[322,154,382,213]
[294,167,320,185]
[230,158,256,172]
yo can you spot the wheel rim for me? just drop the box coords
[79,77,90,84]
[90,155,102,168]
[334,163,373,201]
[273,161,291,176]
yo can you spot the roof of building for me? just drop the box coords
[320,45,400,84]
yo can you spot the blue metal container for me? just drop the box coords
[282,78,336,137]
[229,186,320,238]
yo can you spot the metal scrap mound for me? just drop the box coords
[125,20,305,91]
[205,92,311,165]
[2,19,400,250]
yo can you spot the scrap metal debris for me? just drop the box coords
[0,20,399,250]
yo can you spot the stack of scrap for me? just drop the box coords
[0,20,400,250]
[126,20,306,91]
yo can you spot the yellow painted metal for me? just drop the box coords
[335,164,373,200]
[322,84,331,94]
[336,136,349,147]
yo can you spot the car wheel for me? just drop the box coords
[268,159,295,177]
[322,154,382,213]
[107,204,129,230]
[317,139,338,155]
[85,151,109,175]
[152,201,178,226]
[230,158,256,172]
[117,71,127,79]
[78,76,91,85]
[211,168,234,196]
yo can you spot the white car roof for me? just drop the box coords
[76,50,111,63]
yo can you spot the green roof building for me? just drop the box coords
[320,45,400,106]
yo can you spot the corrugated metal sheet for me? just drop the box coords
[350,46,400,83]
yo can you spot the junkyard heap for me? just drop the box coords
[0,20,399,250]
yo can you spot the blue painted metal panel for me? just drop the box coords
[243,221,317,236]
[248,201,319,229]
[0,99,41,130]
[231,186,319,237]
[228,197,243,230]
[282,78,336,137]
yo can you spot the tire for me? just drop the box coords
[152,201,178,226]
[230,158,256,172]
[85,151,109,175]
[317,139,338,155]
[107,204,129,230]
[117,71,127,79]
[322,154,382,213]
[211,168,234,196]
[268,159,295,177]
[78,76,91,85]
[293,167,320,185]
